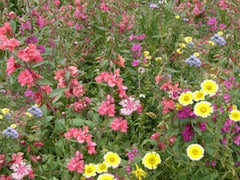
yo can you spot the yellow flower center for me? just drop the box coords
[200,107,207,113]
[206,85,212,90]
[191,149,199,156]
[197,93,203,98]
[110,157,115,162]
[184,96,189,101]
[87,168,92,173]
[149,157,156,164]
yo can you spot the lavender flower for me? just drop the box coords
[210,34,226,46]
[185,55,202,67]
[28,105,42,118]
[149,3,159,9]
[2,127,19,139]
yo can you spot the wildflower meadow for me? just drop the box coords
[0,0,240,179]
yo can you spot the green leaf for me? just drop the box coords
[49,88,68,98]
[36,78,53,86]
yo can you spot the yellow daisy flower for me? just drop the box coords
[25,112,32,117]
[0,115,2,120]
[194,101,213,118]
[217,31,223,36]
[187,144,204,161]
[97,162,108,173]
[142,152,161,170]
[193,90,205,101]
[146,55,152,60]
[143,51,149,56]
[84,164,97,178]
[179,43,186,48]
[10,124,17,129]
[97,173,115,180]
[1,108,10,115]
[178,91,194,106]
[183,37,192,44]
[193,52,200,57]
[208,41,215,46]
[132,164,146,180]
[176,48,183,54]
[104,152,121,168]
[229,110,240,122]
[201,80,218,96]
[154,57,162,62]
[175,15,180,19]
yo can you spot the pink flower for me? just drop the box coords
[119,96,140,116]
[150,132,160,140]
[64,126,97,155]
[67,151,84,173]
[17,69,34,88]
[0,36,20,52]
[111,117,128,132]
[17,44,43,63]
[207,17,217,26]
[10,161,32,180]
[12,153,24,164]
[6,55,15,76]
[68,66,78,77]
[98,95,115,117]
[0,22,12,35]
[72,85,84,98]
[161,97,175,114]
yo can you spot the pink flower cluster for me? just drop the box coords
[73,97,91,113]
[17,69,42,89]
[119,96,142,116]
[64,126,96,154]
[67,151,84,173]
[0,22,20,52]
[111,117,128,133]
[95,69,127,98]
[17,44,43,63]
[98,95,115,117]
[54,66,84,98]
[161,97,175,114]
[10,153,35,180]
[119,11,134,33]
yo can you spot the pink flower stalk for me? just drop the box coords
[67,151,84,173]
[95,69,127,98]
[17,44,43,63]
[119,11,134,33]
[6,55,16,76]
[119,96,141,116]
[161,97,175,114]
[99,0,111,12]
[98,95,115,117]
[111,117,128,132]
[64,126,97,154]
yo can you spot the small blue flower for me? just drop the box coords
[210,34,226,46]
[188,41,194,48]
[185,55,202,67]
[5,113,11,119]
[28,105,42,118]
[2,127,19,139]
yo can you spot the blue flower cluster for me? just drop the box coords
[2,127,19,139]
[185,55,202,67]
[210,34,226,46]
[28,105,42,117]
